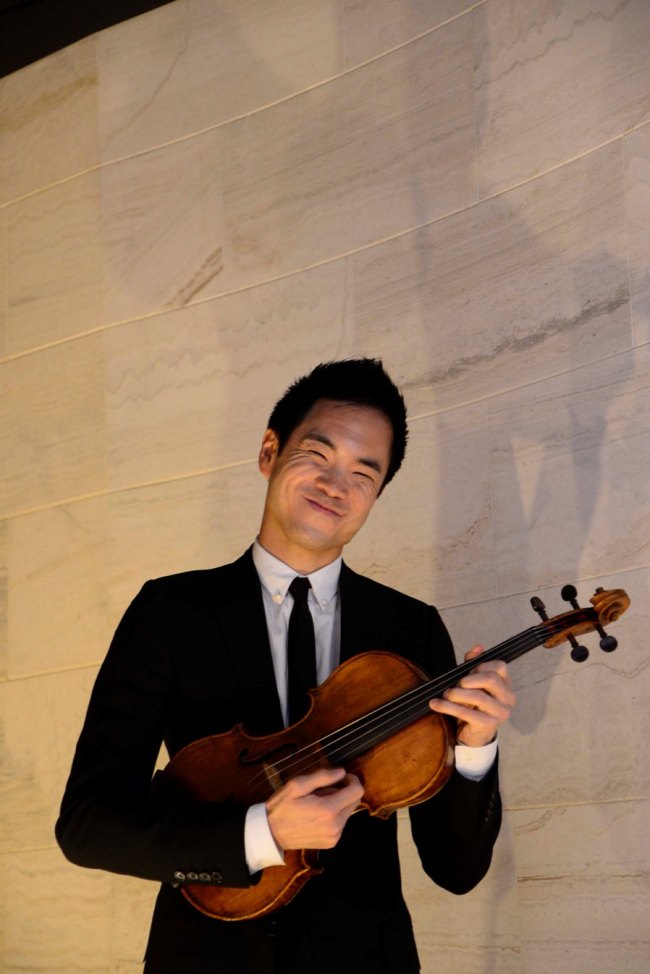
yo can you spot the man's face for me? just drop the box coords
[257,399,393,572]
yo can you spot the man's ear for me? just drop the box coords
[258,429,279,479]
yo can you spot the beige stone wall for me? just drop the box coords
[1,1,649,970]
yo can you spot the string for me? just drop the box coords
[239,612,593,800]
[240,619,568,798]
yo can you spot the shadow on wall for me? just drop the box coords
[428,7,638,971]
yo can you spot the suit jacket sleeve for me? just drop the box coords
[55,579,253,890]
[407,605,502,894]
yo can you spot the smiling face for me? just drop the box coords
[257,399,393,573]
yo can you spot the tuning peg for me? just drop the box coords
[532,592,589,662]
[559,585,590,661]
[599,634,618,652]
[530,596,548,620]
[569,640,589,663]
[560,585,589,663]
[561,584,580,608]
[565,584,618,653]
[591,587,618,653]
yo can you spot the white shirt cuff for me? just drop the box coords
[454,737,498,782]
[244,803,285,874]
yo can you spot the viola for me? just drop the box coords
[160,585,630,921]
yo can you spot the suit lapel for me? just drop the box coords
[213,549,284,735]
[339,562,388,663]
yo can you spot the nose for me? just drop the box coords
[316,465,348,498]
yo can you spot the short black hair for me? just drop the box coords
[267,358,408,491]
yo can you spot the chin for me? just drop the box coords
[291,525,343,552]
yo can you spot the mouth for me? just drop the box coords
[304,496,344,518]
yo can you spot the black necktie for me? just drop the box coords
[287,576,317,725]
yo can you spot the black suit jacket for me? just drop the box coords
[56,549,501,973]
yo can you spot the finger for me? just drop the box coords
[464,643,485,662]
[441,685,515,718]
[430,688,513,726]
[429,697,500,741]
[432,703,497,731]
[457,653,513,694]
[287,767,347,798]
[319,774,364,812]
[465,658,512,686]
[455,671,516,704]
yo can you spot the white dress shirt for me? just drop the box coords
[244,540,497,873]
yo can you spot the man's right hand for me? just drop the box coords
[265,767,363,851]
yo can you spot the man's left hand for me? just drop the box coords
[428,644,516,747]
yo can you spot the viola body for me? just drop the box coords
[162,650,455,921]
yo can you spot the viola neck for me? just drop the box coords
[426,622,551,694]
[321,614,582,766]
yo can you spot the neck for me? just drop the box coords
[256,535,342,575]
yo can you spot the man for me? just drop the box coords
[56,359,515,973]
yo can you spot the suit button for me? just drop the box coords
[187,871,198,881]
[211,871,223,885]
[173,871,186,883]
[199,872,211,883]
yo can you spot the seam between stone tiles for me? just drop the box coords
[3,24,649,217]
[0,160,105,210]
[0,844,65,856]
[0,660,100,683]
[1,574,646,682]
[4,112,650,362]
[0,338,641,523]
[0,1,490,213]
[431,564,645,612]
[501,795,647,813]
[1,26,648,215]
[407,340,641,426]
[0,123,640,369]
[339,0,348,79]
[621,130,641,350]
[467,2,483,205]
[393,796,648,818]
[484,399,500,601]
[1,179,495,364]
[0,812,644,855]
[0,456,258,522]
[484,114,650,195]
[92,1,491,170]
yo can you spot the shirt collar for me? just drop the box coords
[252,539,341,609]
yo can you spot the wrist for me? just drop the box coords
[456,734,496,748]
